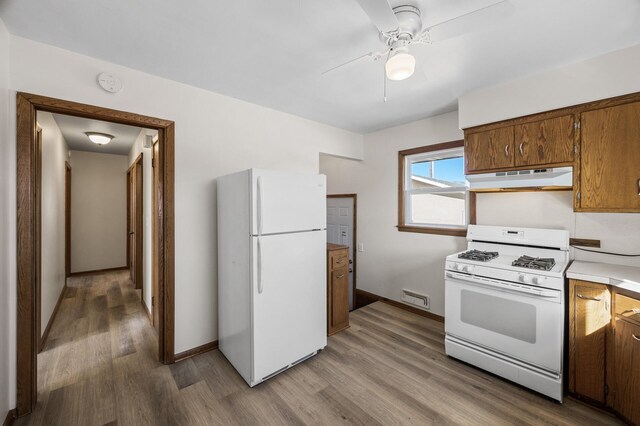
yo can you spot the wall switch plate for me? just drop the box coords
[357,243,364,252]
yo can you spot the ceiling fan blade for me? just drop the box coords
[354,0,399,33]
[426,0,514,43]
[322,49,388,75]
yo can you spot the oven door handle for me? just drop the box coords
[445,271,560,299]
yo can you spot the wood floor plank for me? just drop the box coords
[17,271,623,426]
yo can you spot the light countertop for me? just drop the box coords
[567,261,640,294]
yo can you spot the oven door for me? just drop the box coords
[445,271,563,372]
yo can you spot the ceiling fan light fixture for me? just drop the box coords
[85,132,114,146]
[385,47,415,81]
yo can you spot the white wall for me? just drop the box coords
[69,151,128,272]
[320,111,467,316]
[3,35,364,410]
[37,112,69,335]
[128,130,155,313]
[0,16,12,422]
[459,44,640,129]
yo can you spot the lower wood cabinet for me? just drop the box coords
[613,319,640,424]
[569,279,640,425]
[327,244,350,335]
[569,280,610,404]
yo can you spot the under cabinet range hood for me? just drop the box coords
[466,167,573,191]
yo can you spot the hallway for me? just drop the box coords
[19,271,165,425]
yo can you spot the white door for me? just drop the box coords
[251,231,327,383]
[251,169,326,235]
[327,196,354,310]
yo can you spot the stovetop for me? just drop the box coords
[458,250,499,262]
[512,255,556,271]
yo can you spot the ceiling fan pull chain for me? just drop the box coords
[383,50,390,102]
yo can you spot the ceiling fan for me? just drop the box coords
[324,0,511,97]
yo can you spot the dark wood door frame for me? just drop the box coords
[326,194,357,310]
[16,92,176,417]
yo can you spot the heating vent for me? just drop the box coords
[402,289,430,310]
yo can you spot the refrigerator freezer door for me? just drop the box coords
[251,169,326,235]
[251,230,327,383]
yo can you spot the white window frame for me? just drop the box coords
[403,146,469,230]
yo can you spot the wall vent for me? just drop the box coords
[402,289,430,310]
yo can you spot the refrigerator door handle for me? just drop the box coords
[257,236,263,294]
[257,176,264,236]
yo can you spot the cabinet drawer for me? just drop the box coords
[331,252,349,270]
[615,293,640,323]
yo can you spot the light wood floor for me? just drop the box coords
[17,270,622,425]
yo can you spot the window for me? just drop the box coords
[398,141,474,236]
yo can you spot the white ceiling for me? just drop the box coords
[4,0,640,133]
[49,113,146,155]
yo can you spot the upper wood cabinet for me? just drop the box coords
[464,126,514,173]
[576,101,640,212]
[514,115,575,167]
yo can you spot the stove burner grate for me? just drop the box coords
[458,250,499,262]
[512,255,556,271]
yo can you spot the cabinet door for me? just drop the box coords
[580,102,640,211]
[514,115,575,167]
[570,281,610,403]
[613,319,640,425]
[330,268,349,332]
[465,126,514,173]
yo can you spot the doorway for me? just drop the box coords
[16,92,176,417]
[127,154,144,294]
[326,194,357,311]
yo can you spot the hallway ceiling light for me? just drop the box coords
[85,132,114,146]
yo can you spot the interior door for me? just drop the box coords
[134,158,144,291]
[252,231,326,382]
[326,196,354,310]
[128,168,135,281]
[151,141,160,330]
[251,169,326,235]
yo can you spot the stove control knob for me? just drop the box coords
[463,265,474,273]
[532,276,545,285]
[455,263,464,271]
[519,274,532,284]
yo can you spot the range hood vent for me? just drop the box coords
[466,167,573,191]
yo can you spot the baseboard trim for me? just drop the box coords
[69,266,128,277]
[142,299,152,323]
[355,289,444,323]
[174,341,219,362]
[40,283,67,352]
[3,409,16,426]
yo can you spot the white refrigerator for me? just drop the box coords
[217,169,327,387]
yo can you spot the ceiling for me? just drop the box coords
[4,0,640,133]
[49,113,147,155]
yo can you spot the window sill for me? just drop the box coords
[397,225,467,237]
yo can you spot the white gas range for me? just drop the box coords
[444,225,570,402]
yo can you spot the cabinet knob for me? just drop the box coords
[504,144,509,158]
[336,274,345,279]
[633,334,640,342]
[519,142,524,157]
